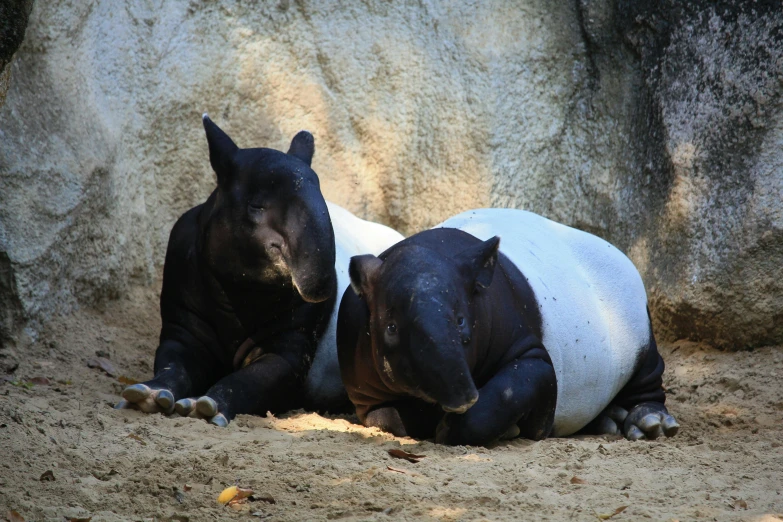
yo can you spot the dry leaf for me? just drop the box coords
[730,499,748,510]
[595,506,628,520]
[29,377,51,385]
[87,357,116,377]
[39,470,55,481]
[117,375,139,385]
[386,466,409,474]
[126,433,146,445]
[92,469,119,481]
[6,511,25,522]
[218,486,239,505]
[64,517,92,522]
[570,476,588,485]
[183,484,192,492]
[217,485,254,505]
[388,449,426,463]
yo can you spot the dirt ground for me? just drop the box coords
[1,283,782,522]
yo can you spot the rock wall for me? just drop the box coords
[615,1,783,349]
[1,0,781,349]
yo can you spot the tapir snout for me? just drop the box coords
[284,198,337,303]
[408,328,479,414]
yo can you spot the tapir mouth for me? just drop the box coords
[441,393,479,414]
[293,275,336,303]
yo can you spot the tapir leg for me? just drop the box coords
[435,350,557,446]
[116,340,222,414]
[173,332,314,426]
[587,321,679,440]
[364,400,444,439]
[177,353,300,426]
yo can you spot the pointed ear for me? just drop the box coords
[349,254,383,300]
[202,114,238,184]
[287,130,315,166]
[456,236,500,290]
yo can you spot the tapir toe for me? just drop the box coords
[622,402,679,441]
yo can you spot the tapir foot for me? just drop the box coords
[435,413,520,445]
[174,396,229,427]
[590,404,630,436]
[623,402,679,441]
[115,383,176,414]
[434,414,452,444]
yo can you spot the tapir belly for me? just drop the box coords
[437,209,650,437]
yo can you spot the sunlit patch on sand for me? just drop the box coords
[242,411,423,445]
[429,506,467,520]
[459,454,493,462]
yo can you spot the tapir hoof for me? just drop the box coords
[499,423,521,440]
[174,396,231,427]
[623,402,679,441]
[116,383,176,414]
[196,396,219,418]
[174,398,197,416]
[210,413,229,427]
[590,404,629,436]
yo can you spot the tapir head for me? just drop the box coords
[348,236,501,413]
[200,115,336,303]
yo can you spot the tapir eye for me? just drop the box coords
[457,316,465,327]
[386,323,398,335]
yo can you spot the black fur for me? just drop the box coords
[121,118,341,422]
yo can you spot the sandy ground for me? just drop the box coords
[1,284,782,522]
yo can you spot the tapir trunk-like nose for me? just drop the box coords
[286,196,337,303]
[410,330,479,413]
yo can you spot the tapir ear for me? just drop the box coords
[349,254,383,300]
[202,114,238,184]
[456,236,500,290]
[287,130,315,166]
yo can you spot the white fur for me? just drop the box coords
[305,202,404,405]
[437,209,650,437]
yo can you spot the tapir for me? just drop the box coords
[337,209,679,445]
[116,115,403,426]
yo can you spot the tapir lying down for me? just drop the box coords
[338,209,679,445]
[116,116,403,426]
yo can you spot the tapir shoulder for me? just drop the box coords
[336,285,401,420]
[164,203,206,269]
[159,202,210,320]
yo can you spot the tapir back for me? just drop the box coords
[304,203,405,407]
[437,209,650,436]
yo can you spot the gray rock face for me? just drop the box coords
[610,1,783,349]
[1,0,781,349]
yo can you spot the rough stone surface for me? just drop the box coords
[610,1,783,349]
[0,0,781,349]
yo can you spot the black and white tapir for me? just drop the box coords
[338,209,679,446]
[116,115,403,426]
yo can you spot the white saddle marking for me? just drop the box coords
[305,202,404,405]
[438,209,650,436]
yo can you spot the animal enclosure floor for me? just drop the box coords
[1,285,782,522]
